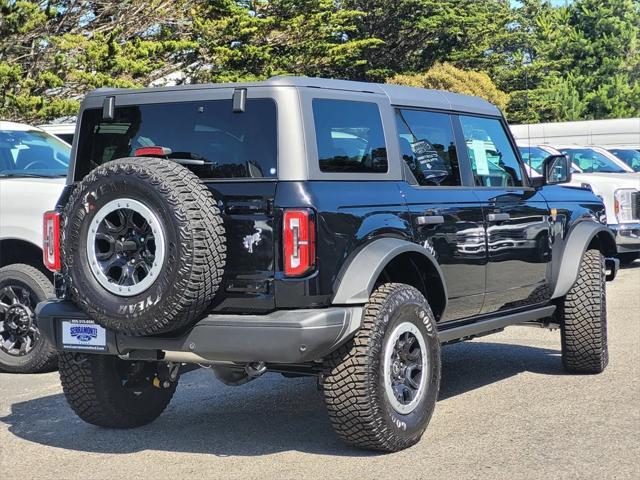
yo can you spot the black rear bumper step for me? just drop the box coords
[35,301,362,364]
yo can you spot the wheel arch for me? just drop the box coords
[331,237,448,320]
[0,238,50,279]
[550,221,616,299]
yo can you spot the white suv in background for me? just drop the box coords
[606,146,640,172]
[0,121,68,372]
[519,144,640,264]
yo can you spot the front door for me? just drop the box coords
[396,109,486,321]
[458,115,552,314]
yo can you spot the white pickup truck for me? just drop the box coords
[519,144,640,264]
[0,121,68,372]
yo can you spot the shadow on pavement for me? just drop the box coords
[1,340,563,456]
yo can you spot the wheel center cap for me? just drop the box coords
[5,305,32,334]
[392,361,402,376]
[116,238,139,254]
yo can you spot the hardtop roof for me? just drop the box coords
[86,76,502,117]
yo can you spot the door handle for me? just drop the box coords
[416,215,445,226]
[487,212,510,222]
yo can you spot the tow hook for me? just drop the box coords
[245,361,267,378]
[153,361,181,389]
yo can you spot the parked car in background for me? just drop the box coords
[556,146,635,174]
[38,119,76,145]
[0,121,68,372]
[519,145,640,265]
[607,147,640,172]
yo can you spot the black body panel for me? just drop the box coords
[273,181,411,308]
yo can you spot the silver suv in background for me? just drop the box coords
[519,144,640,264]
[0,121,68,372]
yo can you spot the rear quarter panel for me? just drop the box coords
[273,181,410,308]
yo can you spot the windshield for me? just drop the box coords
[609,149,640,172]
[560,148,626,174]
[0,129,70,177]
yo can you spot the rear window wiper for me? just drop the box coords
[167,152,213,166]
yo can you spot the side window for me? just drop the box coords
[459,116,523,187]
[395,109,461,186]
[312,99,387,173]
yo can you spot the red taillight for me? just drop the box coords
[283,209,316,277]
[43,210,61,272]
[134,146,172,157]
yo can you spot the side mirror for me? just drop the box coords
[543,154,572,185]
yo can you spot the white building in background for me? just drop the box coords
[510,117,640,147]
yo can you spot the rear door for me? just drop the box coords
[458,115,552,314]
[396,109,486,321]
[74,89,279,313]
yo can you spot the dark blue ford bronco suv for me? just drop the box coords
[37,77,618,452]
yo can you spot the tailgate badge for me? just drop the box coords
[243,228,263,253]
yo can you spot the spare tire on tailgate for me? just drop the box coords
[63,157,226,336]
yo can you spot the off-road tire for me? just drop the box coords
[560,249,608,374]
[322,283,441,452]
[63,157,226,336]
[0,264,57,373]
[58,353,177,428]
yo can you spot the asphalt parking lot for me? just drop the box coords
[1,265,638,480]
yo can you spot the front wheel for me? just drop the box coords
[559,249,608,374]
[59,353,179,428]
[322,283,441,452]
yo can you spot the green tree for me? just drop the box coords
[342,0,516,80]
[388,62,510,110]
[504,0,640,122]
[188,0,382,83]
[0,1,195,122]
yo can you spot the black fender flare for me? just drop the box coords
[331,237,448,309]
[550,221,616,299]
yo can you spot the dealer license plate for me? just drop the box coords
[61,319,107,351]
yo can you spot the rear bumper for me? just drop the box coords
[35,301,363,364]
[609,222,640,253]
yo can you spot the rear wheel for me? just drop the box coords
[559,249,608,374]
[322,283,441,452]
[59,353,178,428]
[0,264,56,373]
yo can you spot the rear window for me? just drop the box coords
[76,98,277,179]
[312,99,387,173]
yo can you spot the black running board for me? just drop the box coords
[438,305,556,343]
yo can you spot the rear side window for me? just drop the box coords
[395,109,461,186]
[312,99,387,173]
[76,98,277,180]
[460,116,523,187]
